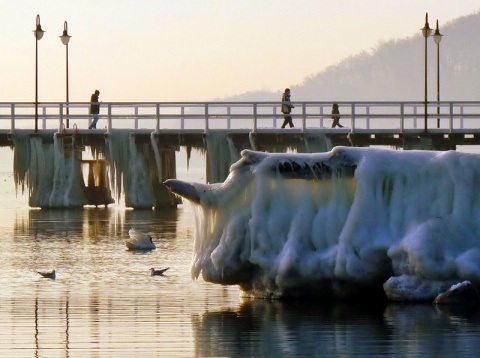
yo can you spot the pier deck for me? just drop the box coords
[2,100,480,149]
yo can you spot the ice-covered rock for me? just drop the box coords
[165,147,480,300]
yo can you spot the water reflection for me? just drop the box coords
[193,299,480,357]
[9,286,237,357]
[0,206,239,356]
[1,206,480,356]
[14,208,180,239]
[193,299,388,357]
[383,304,480,356]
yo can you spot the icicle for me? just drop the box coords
[150,132,163,183]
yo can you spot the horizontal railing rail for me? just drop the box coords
[1,101,480,133]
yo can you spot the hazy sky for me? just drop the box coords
[1,0,479,102]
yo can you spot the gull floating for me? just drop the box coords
[125,228,156,251]
[150,267,169,276]
[37,269,56,279]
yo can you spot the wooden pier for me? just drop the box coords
[2,100,480,208]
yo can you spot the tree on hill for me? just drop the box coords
[219,11,480,103]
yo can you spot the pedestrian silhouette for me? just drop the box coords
[89,89,100,129]
[281,88,295,128]
[331,103,343,128]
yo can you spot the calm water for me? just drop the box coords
[1,164,480,357]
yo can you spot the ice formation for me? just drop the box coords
[12,129,180,209]
[106,130,180,208]
[205,131,240,184]
[106,130,155,208]
[13,132,87,208]
[165,146,480,300]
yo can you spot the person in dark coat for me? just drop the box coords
[88,89,100,129]
[331,102,343,128]
[281,88,295,128]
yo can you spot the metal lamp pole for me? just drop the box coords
[60,21,72,128]
[433,20,443,128]
[33,14,45,133]
[421,13,432,133]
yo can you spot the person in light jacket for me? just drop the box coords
[281,88,295,128]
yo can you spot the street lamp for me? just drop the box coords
[421,12,432,133]
[33,14,45,133]
[60,21,71,128]
[433,19,443,128]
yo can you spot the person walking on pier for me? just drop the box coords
[89,89,100,129]
[281,88,295,128]
[331,102,343,128]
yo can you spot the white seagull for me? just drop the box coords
[150,267,169,276]
[37,269,56,279]
[125,228,156,251]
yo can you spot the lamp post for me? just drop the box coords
[433,19,443,128]
[421,12,432,133]
[33,14,45,133]
[60,21,71,128]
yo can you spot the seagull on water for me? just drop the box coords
[150,267,169,276]
[125,228,156,251]
[37,269,56,279]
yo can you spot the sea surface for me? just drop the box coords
[1,150,480,357]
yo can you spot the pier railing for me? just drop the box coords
[1,101,480,133]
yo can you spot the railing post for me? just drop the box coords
[366,104,371,129]
[302,103,306,132]
[449,102,453,132]
[42,106,47,130]
[253,103,257,132]
[181,106,185,129]
[460,105,464,129]
[319,105,324,128]
[351,103,355,132]
[273,105,277,128]
[10,104,15,132]
[59,103,64,130]
[413,105,418,129]
[227,105,231,129]
[134,105,139,129]
[156,103,160,132]
[400,103,404,133]
[108,103,112,130]
[205,103,209,131]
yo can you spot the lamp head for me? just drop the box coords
[433,19,443,44]
[33,14,45,40]
[421,12,432,38]
[59,21,71,45]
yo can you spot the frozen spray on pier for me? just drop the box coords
[165,147,480,300]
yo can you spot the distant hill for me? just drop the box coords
[216,11,480,103]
